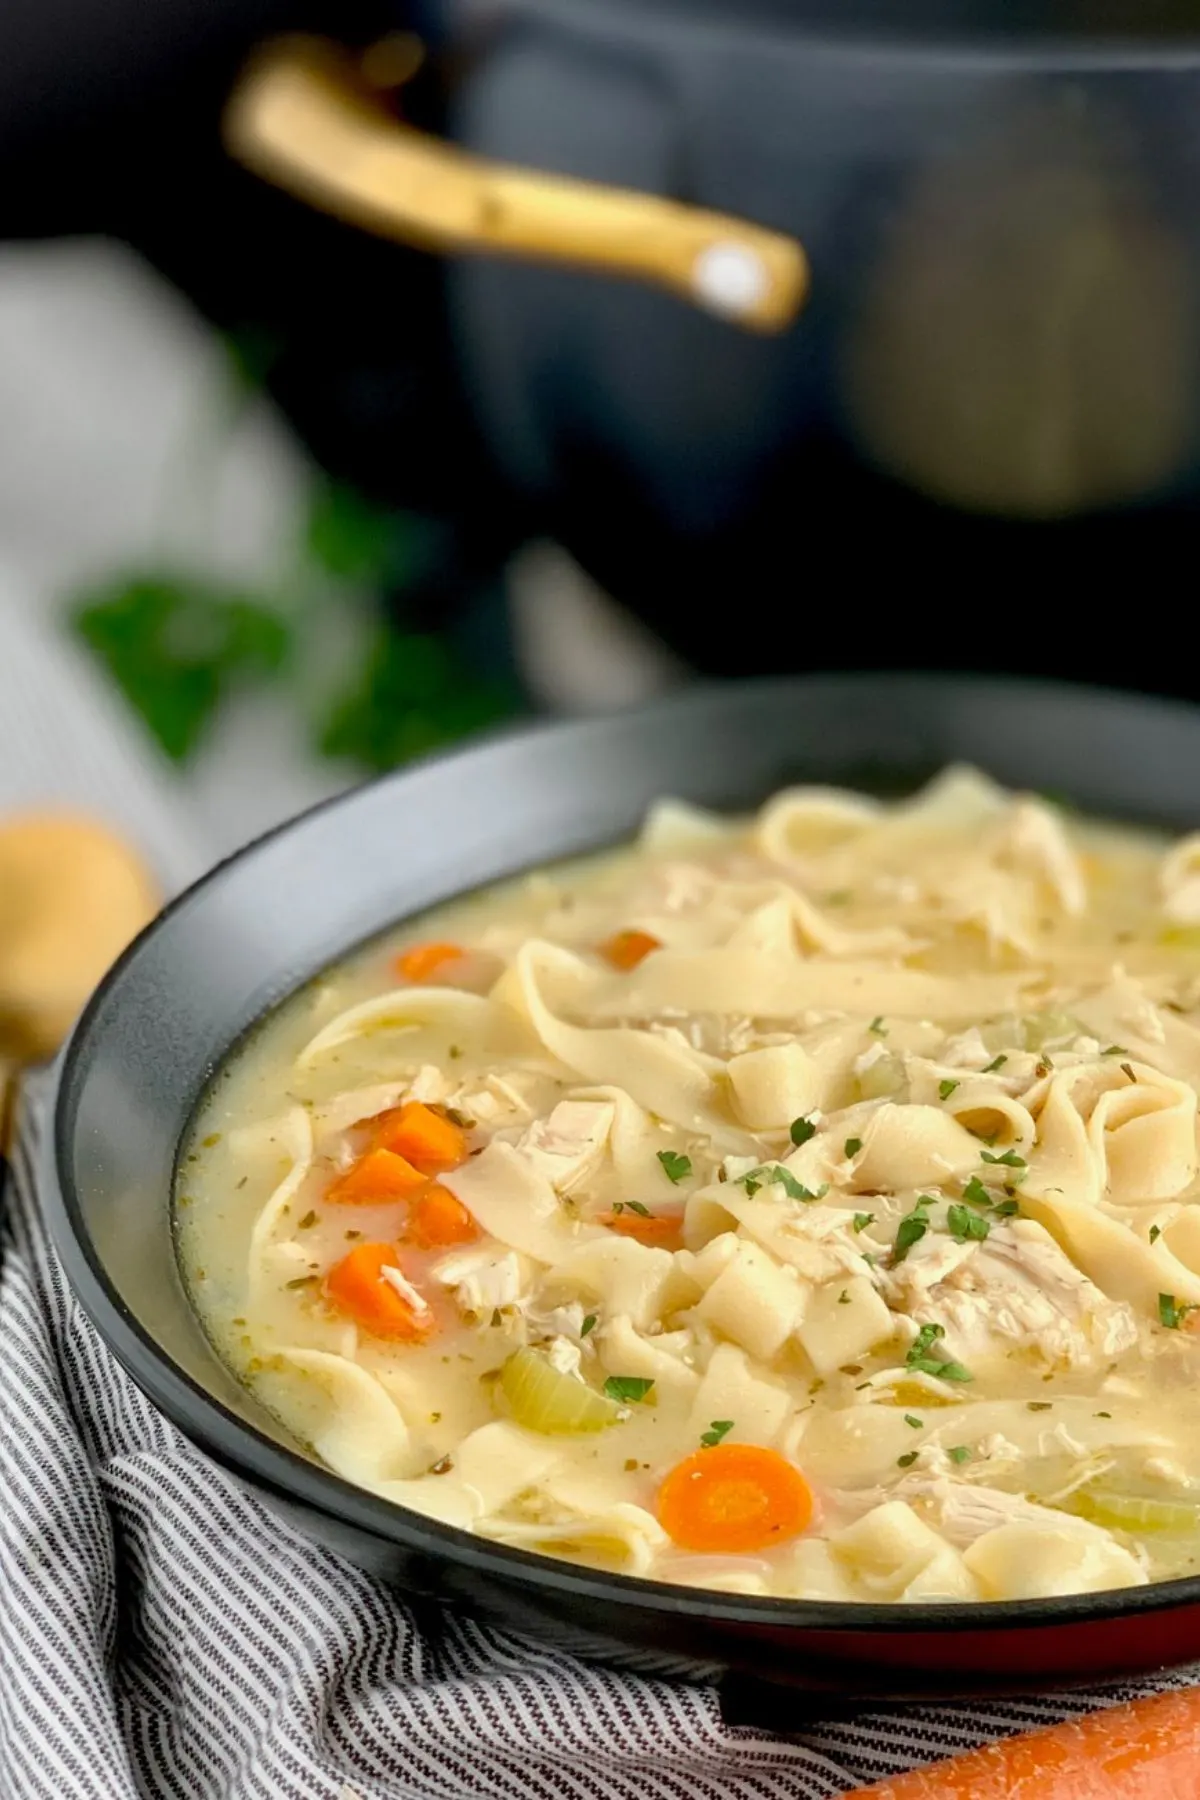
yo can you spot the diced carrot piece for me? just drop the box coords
[393,941,463,983]
[326,1147,428,1205]
[406,1183,479,1248]
[598,1209,684,1251]
[657,1443,814,1554]
[599,929,661,971]
[324,1242,435,1341]
[371,1100,467,1172]
[840,1686,1200,1799]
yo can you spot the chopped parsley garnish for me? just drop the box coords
[580,1314,597,1338]
[700,1419,734,1448]
[947,1204,990,1244]
[891,1197,934,1266]
[297,1210,317,1230]
[1027,1401,1053,1412]
[742,1164,827,1202]
[852,1212,875,1234]
[837,1290,851,1305]
[981,1147,1026,1169]
[844,1136,863,1158]
[907,1322,944,1361]
[938,1079,959,1101]
[961,1175,993,1209]
[789,1114,817,1147]
[1150,1224,1162,1245]
[1095,1411,1112,1419]
[947,1445,972,1465]
[982,1053,1008,1073]
[869,1016,888,1036]
[904,1322,973,1383]
[904,1414,923,1429]
[992,1199,1020,1218]
[623,1200,651,1217]
[1101,1044,1127,1056]
[285,1275,318,1290]
[656,1150,692,1185]
[1158,1293,1194,1331]
[603,1375,655,1405]
[897,1451,919,1468]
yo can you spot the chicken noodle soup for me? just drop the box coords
[179,768,1200,1602]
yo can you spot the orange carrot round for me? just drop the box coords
[599,1208,684,1250]
[393,940,463,983]
[406,1183,479,1248]
[326,1147,428,1205]
[372,1100,467,1172]
[657,1442,813,1553]
[323,1242,435,1340]
[599,929,661,971]
[842,1685,1200,1799]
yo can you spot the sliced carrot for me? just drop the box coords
[599,929,661,971]
[599,1208,684,1250]
[406,1182,479,1248]
[841,1685,1200,1799]
[393,940,463,983]
[371,1100,467,1172]
[657,1442,813,1554]
[324,1241,435,1341]
[326,1147,428,1205]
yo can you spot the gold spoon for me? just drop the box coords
[223,34,808,334]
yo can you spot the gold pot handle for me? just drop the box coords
[223,36,807,333]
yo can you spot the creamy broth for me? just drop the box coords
[179,769,1200,1603]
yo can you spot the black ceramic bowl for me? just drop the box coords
[44,675,1200,1701]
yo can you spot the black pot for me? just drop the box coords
[44,675,1200,1699]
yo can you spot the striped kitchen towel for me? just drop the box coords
[0,591,1194,1799]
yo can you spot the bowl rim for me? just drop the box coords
[48,671,1200,1640]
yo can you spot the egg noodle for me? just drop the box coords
[179,769,1200,1603]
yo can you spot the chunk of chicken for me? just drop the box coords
[450,1070,557,1130]
[893,1218,1138,1370]
[515,1100,615,1194]
[908,1477,1124,1550]
[432,1246,530,1317]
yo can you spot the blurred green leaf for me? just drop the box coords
[223,325,283,396]
[317,626,518,773]
[71,574,292,762]
[306,480,402,585]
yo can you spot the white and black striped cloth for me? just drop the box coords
[0,593,1194,1798]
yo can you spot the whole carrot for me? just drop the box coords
[843,1687,1200,1799]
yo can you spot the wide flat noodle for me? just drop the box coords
[508,941,754,1144]
[586,948,1029,1023]
[440,1140,603,1263]
[296,987,494,1067]
[245,1106,313,1299]
[266,1346,419,1483]
[1076,977,1200,1091]
[1023,1058,1198,1211]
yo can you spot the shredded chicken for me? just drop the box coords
[380,1264,431,1317]
[432,1246,528,1316]
[516,1100,615,1194]
[450,1071,549,1129]
[889,1218,1138,1371]
[525,1298,590,1346]
[904,1478,1116,1549]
